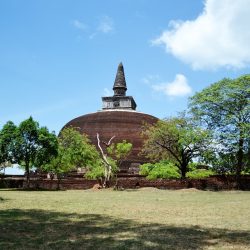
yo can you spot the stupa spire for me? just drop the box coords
[113,62,127,96]
[102,63,137,110]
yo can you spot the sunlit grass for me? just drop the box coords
[0,188,250,249]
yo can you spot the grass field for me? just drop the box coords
[0,188,250,249]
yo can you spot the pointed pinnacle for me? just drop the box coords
[113,62,127,89]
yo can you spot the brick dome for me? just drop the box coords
[63,110,158,170]
[63,63,159,171]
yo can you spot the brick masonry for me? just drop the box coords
[62,110,159,170]
[4,175,248,190]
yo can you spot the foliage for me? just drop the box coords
[35,127,58,168]
[86,138,132,187]
[43,127,101,183]
[85,156,117,180]
[140,160,214,180]
[84,164,104,180]
[0,121,17,168]
[141,115,212,178]
[186,169,215,179]
[139,163,155,176]
[0,117,58,186]
[139,161,181,180]
[107,140,132,167]
[189,75,250,180]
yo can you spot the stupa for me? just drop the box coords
[63,63,158,172]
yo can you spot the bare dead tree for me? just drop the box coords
[96,133,115,187]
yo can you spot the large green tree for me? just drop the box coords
[0,121,17,172]
[0,121,17,165]
[0,117,58,187]
[43,127,101,189]
[189,75,250,182]
[141,116,212,178]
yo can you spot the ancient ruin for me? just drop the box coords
[63,63,158,172]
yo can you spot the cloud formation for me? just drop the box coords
[73,16,114,39]
[72,20,87,31]
[152,74,192,97]
[98,16,114,33]
[152,0,250,70]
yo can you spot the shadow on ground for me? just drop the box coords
[0,209,249,249]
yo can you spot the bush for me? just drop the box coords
[139,161,181,180]
[85,165,104,180]
[186,169,214,179]
[139,163,155,176]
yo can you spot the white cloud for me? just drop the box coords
[152,0,250,70]
[152,74,192,97]
[72,16,114,40]
[72,20,87,31]
[142,74,160,85]
[98,16,114,33]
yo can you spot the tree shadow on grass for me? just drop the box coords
[0,209,249,250]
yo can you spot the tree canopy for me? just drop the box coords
[107,140,132,168]
[85,134,132,187]
[189,75,250,180]
[42,127,101,188]
[141,116,212,178]
[0,117,58,187]
[0,121,17,165]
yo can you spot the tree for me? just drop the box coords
[43,127,101,189]
[0,117,58,187]
[107,140,132,169]
[85,134,132,188]
[107,139,132,187]
[94,133,116,188]
[189,75,250,183]
[141,116,212,178]
[0,121,17,172]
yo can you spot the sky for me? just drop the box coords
[1,0,250,173]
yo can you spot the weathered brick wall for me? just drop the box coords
[116,176,250,190]
[2,175,250,190]
[26,178,99,190]
[0,179,24,188]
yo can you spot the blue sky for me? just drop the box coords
[1,0,250,137]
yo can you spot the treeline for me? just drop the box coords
[0,75,249,188]
[0,118,132,188]
[140,74,250,185]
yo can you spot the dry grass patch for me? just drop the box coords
[0,188,250,249]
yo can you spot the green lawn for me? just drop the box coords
[0,188,250,249]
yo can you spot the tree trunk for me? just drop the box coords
[96,133,115,188]
[57,177,61,190]
[180,164,187,179]
[25,165,30,188]
[104,163,112,188]
[180,152,188,179]
[236,137,244,189]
